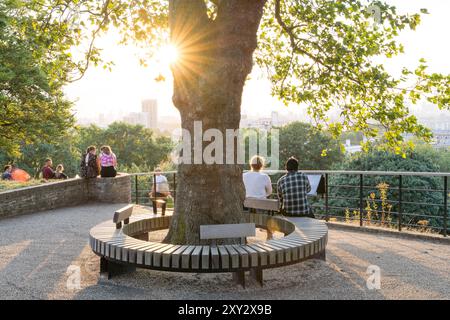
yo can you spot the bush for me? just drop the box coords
[326,148,445,230]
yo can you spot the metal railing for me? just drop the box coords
[129,170,449,237]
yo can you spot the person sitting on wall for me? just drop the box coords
[54,164,68,180]
[277,157,314,218]
[42,158,55,180]
[99,145,117,178]
[2,165,13,180]
[80,146,100,178]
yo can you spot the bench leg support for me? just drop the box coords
[232,271,246,288]
[312,250,326,261]
[152,201,157,215]
[162,202,166,216]
[250,268,263,286]
[100,257,136,279]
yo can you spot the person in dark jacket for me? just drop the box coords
[2,165,12,180]
[80,146,99,178]
[54,164,68,180]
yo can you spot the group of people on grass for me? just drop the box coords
[1,145,118,182]
[2,164,31,182]
[243,155,313,217]
[42,159,68,180]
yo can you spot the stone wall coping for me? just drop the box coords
[0,173,130,196]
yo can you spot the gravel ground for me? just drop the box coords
[0,204,449,300]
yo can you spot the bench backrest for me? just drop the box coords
[200,223,256,244]
[244,198,279,211]
[113,204,134,229]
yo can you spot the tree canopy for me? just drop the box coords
[278,122,344,169]
[2,0,449,156]
[0,0,74,156]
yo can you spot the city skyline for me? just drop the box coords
[66,0,450,124]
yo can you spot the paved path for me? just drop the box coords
[0,204,449,300]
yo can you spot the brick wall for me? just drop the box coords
[0,174,131,219]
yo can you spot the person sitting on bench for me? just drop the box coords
[277,157,314,218]
[149,168,170,215]
[151,168,170,198]
[243,155,272,200]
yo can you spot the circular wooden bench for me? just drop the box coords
[89,207,328,286]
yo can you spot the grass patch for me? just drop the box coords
[0,180,43,192]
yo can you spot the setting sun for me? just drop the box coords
[159,44,180,66]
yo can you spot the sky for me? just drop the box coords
[64,0,450,121]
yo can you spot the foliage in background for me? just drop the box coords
[0,0,74,156]
[0,122,174,177]
[328,147,444,228]
[278,122,344,170]
[78,122,174,170]
[241,121,344,172]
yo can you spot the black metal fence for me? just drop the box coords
[129,170,448,237]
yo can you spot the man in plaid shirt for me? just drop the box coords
[277,157,313,217]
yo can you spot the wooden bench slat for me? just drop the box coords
[162,245,182,268]
[251,242,278,264]
[144,243,170,266]
[260,241,287,263]
[246,244,269,266]
[239,245,258,267]
[224,245,239,269]
[191,246,203,269]
[210,246,220,269]
[153,244,176,267]
[121,241,146,263]
[267,240,294,262]
[171,245,190,268]
[136,243,162,264]
[232,245,249,268]
[201,246,210,269]
[217,245,230,269]
[181,246,196,269]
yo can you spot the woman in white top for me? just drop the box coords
[243,155,272,199]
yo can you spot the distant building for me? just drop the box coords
[142,99,158,129]
[123,112,149,127]
[432,130,450,148]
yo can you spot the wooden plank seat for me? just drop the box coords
[244,197,279,215]
[89,205,328,285]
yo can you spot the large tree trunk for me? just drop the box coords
[164,0,267,244]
